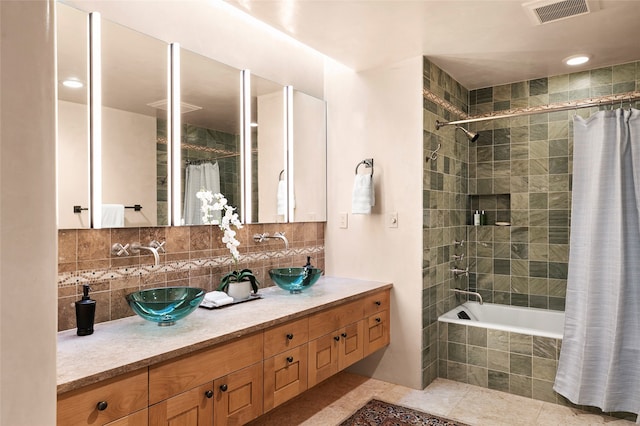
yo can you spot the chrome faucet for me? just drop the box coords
[130,242,163,266]
[450,288,483,305]
[450,267,469,277]
[253,232,289,249]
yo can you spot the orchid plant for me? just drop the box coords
[196,190,259,294]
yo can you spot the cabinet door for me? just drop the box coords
[307,332,339,388]
[105,409,148,426]
[148,383,213,426]
[264,344,308,411]
[214,362,263,426]
[57,369,148,426]
[364,309,390,356]
[338,321,365,371]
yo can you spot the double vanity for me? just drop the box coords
[57,277,392,425]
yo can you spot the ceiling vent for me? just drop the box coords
[523,0,600,25]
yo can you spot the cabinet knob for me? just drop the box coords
[205,390,213,399]
[286,333,294,340]
[375,301,381,306]
[286,356,294,363]
[341,332,347,338]
[220,384,228,392]
[334,335,340,341]
[96,401,108,411]
[375,317,381,323]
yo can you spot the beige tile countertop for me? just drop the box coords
[57,276,392,394]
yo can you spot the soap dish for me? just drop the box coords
[199,293,262,310]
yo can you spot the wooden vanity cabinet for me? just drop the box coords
[263,318,309,411]
[58,287,391,426]
[57,368,148,426]
[148,383,213,425]
[307,300,366,387]
[363,290,391,356]
[214,362,263,425]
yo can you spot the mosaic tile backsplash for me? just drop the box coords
[58,222,324,331]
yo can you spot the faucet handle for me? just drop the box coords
[452,254,465,261]
[150,240,166,253]
[111,243,130,257]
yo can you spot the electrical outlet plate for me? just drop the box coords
[339,213,348,229]
[388,212,398,228]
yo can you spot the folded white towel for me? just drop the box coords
[102,204,125,227]
[204,291,234,307]
[277,180,287,216]
[352,174,375,214]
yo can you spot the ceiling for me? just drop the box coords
[224,0,640,90]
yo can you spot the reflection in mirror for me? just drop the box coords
[252,75,286,223]
[100,19,169,227]
[57,4,89,229]
[179,50,242,225]
[289,90,327,222]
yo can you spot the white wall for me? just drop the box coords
[0,1,58,424]
[324,57,424,389]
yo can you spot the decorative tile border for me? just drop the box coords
[423,88,469,119]
[57,245,324,287]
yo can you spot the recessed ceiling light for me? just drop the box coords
[61,79,84,89]
[564,54,591,66]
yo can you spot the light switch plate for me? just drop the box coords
[388,212,398,228]
[339,212,348,229]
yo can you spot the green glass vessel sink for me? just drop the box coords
[269,267,323,293]
[126,287,205,326]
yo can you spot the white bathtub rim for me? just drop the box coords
[439,301,564,340]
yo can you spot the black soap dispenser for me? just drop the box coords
[303,256,313,269]
[75,285,96,336]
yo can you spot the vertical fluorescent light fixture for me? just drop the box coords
[170,43,181,225]
[241,70,252,223]
[165,44,172,226]
[89,12,102,228]
[285,86,294,222]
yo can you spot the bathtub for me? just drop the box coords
[439,301,564,339]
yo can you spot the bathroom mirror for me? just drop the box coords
[179,49,242,225]
[253,75,286,223]
[289,90,327,222]
[57,3,90,229]
[99,18,169,227]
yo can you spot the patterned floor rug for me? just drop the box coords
[339,399,469,426]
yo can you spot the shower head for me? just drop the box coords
[456,126,479,143]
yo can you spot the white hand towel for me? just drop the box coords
[352,174,375,214]
[102,204,125,227]
[204,291,234,307]
[277,180,287,215]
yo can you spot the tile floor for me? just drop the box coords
[249,372,635,425]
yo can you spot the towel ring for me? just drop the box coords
[355,158,374,176]
[279,170,285,181]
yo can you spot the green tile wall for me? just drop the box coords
[467,61,640,310]
[422,57,470,387]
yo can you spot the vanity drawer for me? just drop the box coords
[364,289,390,316]
[264,317,309,358]
[308,300,363,340]
[149,332,263,405]
[57,369,148,426]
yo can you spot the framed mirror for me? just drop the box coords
[178,49,242,225]
[57,3,90,229]
[289,89,327,222]
[99,18,169,228]
[252,75,286,223]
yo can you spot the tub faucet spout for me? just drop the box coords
[450,288,483,305]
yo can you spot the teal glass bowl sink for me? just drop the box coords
[269,268,323,293]
[126,287,205,326]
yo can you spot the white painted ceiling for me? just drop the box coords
[225,0,640,90]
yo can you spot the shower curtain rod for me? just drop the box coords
[433,90,640,129]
